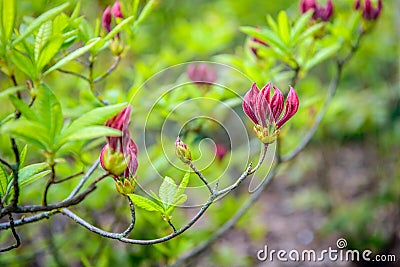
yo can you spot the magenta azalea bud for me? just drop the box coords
[355,0,361,10]
[187,63,217,87]
[101,105,139,191]
[111,1,124,19]
[102,6,112,33]
[215,143,228,161]
[175,137,192,163]
[105,106,132,151]
[242,82,299,144]
[356,0,382,21]
[316,0,334,21]
[300,0,316,13]
[300,0,334,21]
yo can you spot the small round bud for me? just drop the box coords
[175,137,192,164]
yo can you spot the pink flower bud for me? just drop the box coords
[300,0,316,13]
[242,83,299,144]
[175,137,192,163]
[102,6,112,33]
[105,106,132,151]
[187,63,217,87]
[276,87,299,129]
[111,1,124,19]
[300,0,334,21]
[357,0,382,21]
[215,143,228,161]
[101,105,139,181]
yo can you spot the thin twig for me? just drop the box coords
[171,163,278,267]
[0,173,109,215]
[61,194,216,245]
[0,213,21,252]
[67,159,99,200]
[93,56,121,83]
[281,63,342,162]
[43,163,56,206]
[120,197,136,237]
[0,210,59,230]
[52,171,84,184]
[10,138,20,208]
[188,162,213,194]
[57,68,89,82]
[0,158,12,170]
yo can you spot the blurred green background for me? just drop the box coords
[0,0,398,266]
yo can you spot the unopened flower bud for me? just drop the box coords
[187,63,217,87]
[115,178,136,195]
[111,1,124,19]
[355,0,382,21]
[102,6,112,33]
[100,145,128,176]
[175,137,192,164]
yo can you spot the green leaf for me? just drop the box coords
[10,51,36,78]
[128,194,164,212]
[291,10,313,44]
[104,16,135,42]
[9,95,38,121]
[0,164,9,196]
[266,14,278,34]
[0,85,26,99]
[18,162,49,187]
[159,176,177,209]
[59,103,127,138]
[43,38,99,75]
[304,43,341,71]
[134,0,156,28]
[1,120,50,150]
[277,11,290,45]
[173,194,187,206]
[241,26,288,56]
[19,145,28,168]
[37,36,64,71]
[35,21,52,62]
[34,83,63,145]
[296,22,324,44]
[58,126,121,146]
[175,172,190,200]
[1,0,16,42]
[12,2,69,46]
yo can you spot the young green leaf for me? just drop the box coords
[35,21,52,62]
[1,0,16,42]
[159,176,177,209]
[9,95,38,121]
[37,36,64,71]
[12,2,70,46]
[128,194,164,212]
[34,83,63,145]
[43,38,100,76]
[17,162,49,187]
[266,14,278,34]
[0,164,9,196]
[291,10,313,44]
[59,103,127,138]
[304,43,341,71]
[0,120,50,150]
[19,145,28,168]
[10,51,36,79]
[175,172,190,200]
[0,85,26,99]
[277,11,290,45]
[57,126,121,145]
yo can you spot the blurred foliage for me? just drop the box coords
[0,0,398,266]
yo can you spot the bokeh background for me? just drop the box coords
[0,0,398,266]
